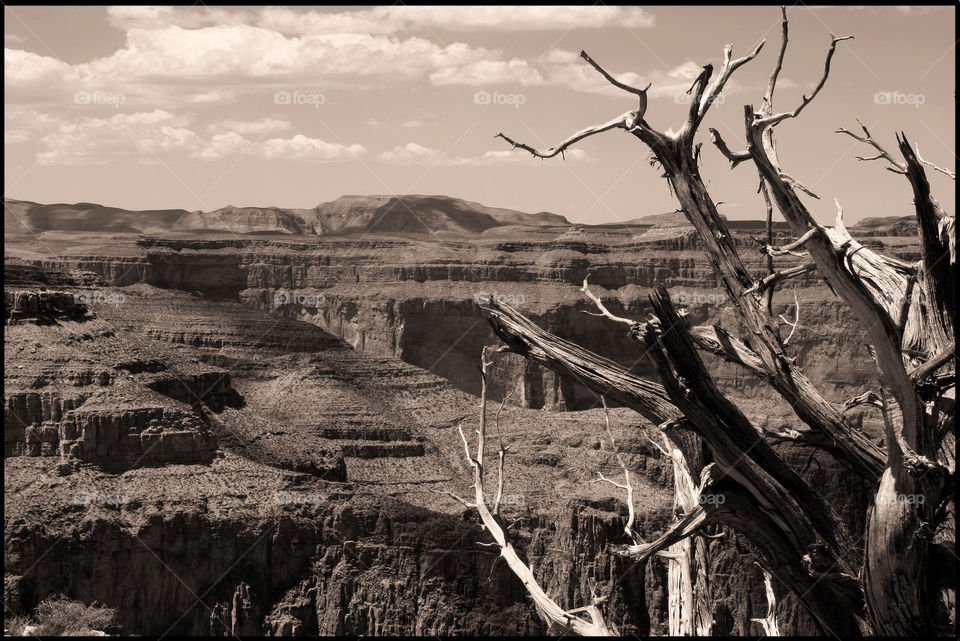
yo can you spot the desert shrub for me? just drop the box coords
[28,595,119,636]
[4,614,33,636]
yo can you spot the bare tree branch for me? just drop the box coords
[758,6,789,168]
[494,111,636,159]
[764,228,816,256]
[908,345,956,384]
[745,263,817,296]
[842,390,884,411]
[751,565,782,636]
[579,49,652,99]
[778,172,820,199]
[757,34,854,129]
[835,120,908,174]
[777,292,800,346]
[709,128,751,167]
[915,144,956,180]
[580,275,637,326]
[686,40,765,135]
[456,347,614,636]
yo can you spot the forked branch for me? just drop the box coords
[757,34,854,129]
[456,346,614,636]
[686,40,765,135]
[835,120,907,174]
[495,112,637,159]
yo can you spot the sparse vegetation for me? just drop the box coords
[6,595,119,637]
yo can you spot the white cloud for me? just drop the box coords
[5,48,76,89]
[21,105,363,165]
[430,49,713,100]
[189,131,250,160]
[35,109,198,165]
[5,26,510,107]
[5,129,30,143]
[191,132,366,161]
[88,26,496,81]
[208,117,290,136]
[155,6,656,35]
[105,6,253,30]
[389,6,655,31]
[377,142,442,164]
[7,8,664,108]
[106,6,177,29]
[377,142,591,166]
[430,59,544,86]
[260,135,366,161]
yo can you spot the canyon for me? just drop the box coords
[5,195,915,635]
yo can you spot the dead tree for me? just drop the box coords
[483,7,954,636]
[592,399,715,635]
[450,346,614,636]
[751,564,782,636]
[645,432,717,635]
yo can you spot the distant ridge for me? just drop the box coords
[3,195,912,238]
[3,195,570,237]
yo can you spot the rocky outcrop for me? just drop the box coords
[58,399,215,470]
[4,213,910,635]
[17,224,907,414]
[4,290,92,325]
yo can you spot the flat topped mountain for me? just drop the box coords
[3,198,193,235]
[4,195,570,238]
[311,194,571,235]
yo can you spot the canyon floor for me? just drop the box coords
[4,203,914,635]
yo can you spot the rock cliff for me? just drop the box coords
[4,206,909,635]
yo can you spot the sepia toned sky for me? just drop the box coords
[4,5,955,224]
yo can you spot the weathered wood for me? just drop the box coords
[456,347,614,636]
[482,6,955,635]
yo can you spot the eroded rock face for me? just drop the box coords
[4,290,92,325]
[25,226,909,413]
[3,291,235,470]
[4,219,906,635]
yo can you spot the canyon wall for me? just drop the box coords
[22,226,908,415]
[5,220,906,635]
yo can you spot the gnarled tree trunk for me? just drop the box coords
[475,6,954,636]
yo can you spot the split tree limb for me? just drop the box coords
[457,346,614,636]
[750,565,781,636]
[756,34,854,129]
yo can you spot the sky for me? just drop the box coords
[4,5,955,224]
